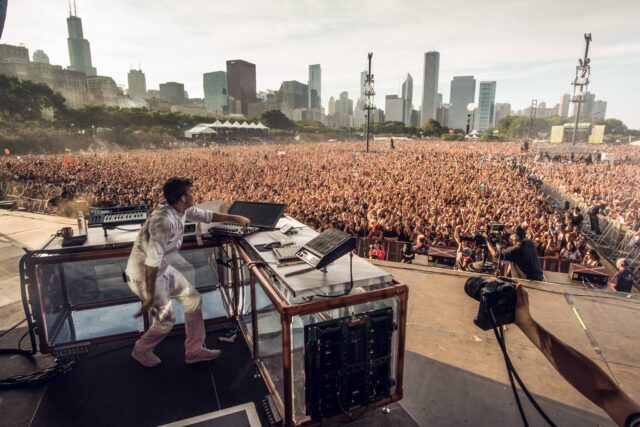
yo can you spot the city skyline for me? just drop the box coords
[2,0,640,127]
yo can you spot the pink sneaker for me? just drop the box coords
[185,347,221,364]
[131,347,161,367]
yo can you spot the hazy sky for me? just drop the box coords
[3,0,640,127]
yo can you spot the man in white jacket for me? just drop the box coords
[125,177,250,367]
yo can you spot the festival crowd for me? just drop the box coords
[2,140,639,267]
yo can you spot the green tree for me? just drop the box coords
[422,119,443,136]
[261,110,295,129]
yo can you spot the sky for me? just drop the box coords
[3,0,640,128]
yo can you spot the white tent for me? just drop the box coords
[221,121,233,128]
[256,122,269,130]
[231,121,242,129]
[184,124,218,138]
[631,140,640,146]
[213,120,222,127]
[248,122,258,129]
[239,121,250,129]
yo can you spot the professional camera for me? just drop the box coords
[464,276,516,330]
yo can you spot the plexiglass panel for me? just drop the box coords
[255,283,285,402]
[36,263,65,341]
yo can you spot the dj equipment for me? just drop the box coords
[227,201,286,229]
[208,222,259,237]
[304,308,394,421]
[89,206,148,228]
[569,263,609,286]
[296,228,356,270]
[88,205,149,236]
[273,245,302,263]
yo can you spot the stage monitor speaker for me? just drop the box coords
[296,228,356,270]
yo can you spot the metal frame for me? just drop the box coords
[236,243,408,427]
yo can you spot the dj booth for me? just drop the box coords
[18,205,408,427]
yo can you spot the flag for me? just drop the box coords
[64,148,72,152]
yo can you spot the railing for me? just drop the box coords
[0,178,62,215]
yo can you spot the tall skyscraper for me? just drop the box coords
[385,95,405,123]
[359,71,368,100]
[159,82,185,105]
[0,0,7,40]
[226,59,256,115]
[558,93,571,117]
[401,73,413,125]
[203,71,227,111]
[32,49,50,64]
[421,51,440,125]
[328,96,336,116]
[476,81,497,131]
[592,100,607,121]
[66,5,96,76]
[128,69,147,100]
[335,91,353,127]
[308,64,321,109]
[449,76,476,130]
[436,93,443,109]
[280,80,308,111]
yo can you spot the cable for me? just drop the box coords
[309,252,354,299]
[0,318,26,339]
[495,325,529,427]
[489,310,556,427]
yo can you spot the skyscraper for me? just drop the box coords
[449,76,476,130]
[421,51,440,125]
[558,93,571,117]
[128,69,147,100]
[335,91,353,127]
[360,71,368,100]
[401,74,413,125]
[308,64,321,109]
[226,59,256,115]
[203,71,227,112]
[66,5,96,76]
[280,80,308,111]
[328,96,336,116]
[159,82,185,105]
[476,81,497,131]
[385,95,404,123]
[592,100,607,121]
[32,49,50,64]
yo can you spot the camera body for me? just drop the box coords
[464,276,517,330]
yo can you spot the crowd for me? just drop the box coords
[1,140,639,268]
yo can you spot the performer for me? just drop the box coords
[125,177,250,367]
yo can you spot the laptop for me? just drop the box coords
[208,201,286,237]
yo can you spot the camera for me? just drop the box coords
[464,276,516,330]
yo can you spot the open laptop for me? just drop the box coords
[208,201,286,237]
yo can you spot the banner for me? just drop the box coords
[550,126,564,143]
[588,125,605,144]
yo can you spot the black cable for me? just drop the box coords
[495,325,529,427]
[309,252,354,299]
[0,318,26,338]
[489,310,556,427]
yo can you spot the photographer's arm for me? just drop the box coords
[515,285,640,427]
[483,233,498,258]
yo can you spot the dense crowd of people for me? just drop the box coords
[2,140,639,268]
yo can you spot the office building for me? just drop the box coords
[385,95,404,123]
[328,96,336,116]
[86,76,118,106]
[449,76,476,130]
[476,81,497,131]
[334,91,353,127]
[401,73,413,125]
[308,64,321,109]
[226,59,256,115]
[0,43,29,63]
[592,100,607,121]
[32,49,50,64]
[203,71,227,112]
[127,69,147,100]
[66,7,96,76]
[558,94,571,117]
[421,51,439,125]
[159,82,185,105]
[436,104,449,127]
[280,80,308,111]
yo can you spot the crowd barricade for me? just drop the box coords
[539,257,572,274]
[0,178,62,215]
[355,237,409,262]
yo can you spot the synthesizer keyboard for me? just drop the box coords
[89,206,148,228]
[208,222,259,237]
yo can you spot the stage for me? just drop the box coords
[1,211,639,426]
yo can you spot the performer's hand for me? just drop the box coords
[135,296,153,318]
[235,215,251,232]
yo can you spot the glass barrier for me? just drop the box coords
[35,263,65,341]
[254,283,285,401]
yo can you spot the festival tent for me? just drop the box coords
[248,122,258,129]
[256,123,269,130]
[239,122,251,129]
[231,121,242,129]
[221,121,233,128]
[184,124,218,138]
[631,140,640,146]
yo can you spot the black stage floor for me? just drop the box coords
[1,322,271,427]
[0,323,418,427]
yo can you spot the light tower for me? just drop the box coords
[570,33,592,145]
[363,53,375,153]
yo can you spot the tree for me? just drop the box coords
[422,119,443,137]
[0,75,67,122]
[261,110,295,129]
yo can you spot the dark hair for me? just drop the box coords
[163,177,192,205]
[514,226,526,240]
